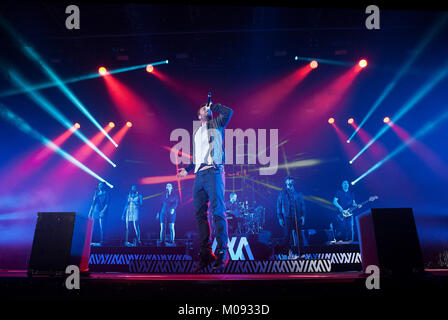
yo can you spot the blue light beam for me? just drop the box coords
[294,56,352,67]
[350,60,448,164]
[0,60,169,98]
[348,13,448,143]
[351,109,448,185]
[0,104,114,188]
[9,70,117,167]
[22,45,118,148]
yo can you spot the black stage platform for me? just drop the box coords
[89,237,362,273]
[3,239,446,311]
[0,269,447,313]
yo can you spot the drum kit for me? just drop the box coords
[226,201,266,235]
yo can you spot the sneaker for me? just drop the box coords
[213,249,229,271]
[194,251,217,272]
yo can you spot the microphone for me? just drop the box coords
[207,91,212,106]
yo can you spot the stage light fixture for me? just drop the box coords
[146,64,154,73]
[348,118,354,124]
[383,116,391,124]
[310,60,318,69]
[74,123,80,129]
[108,122,115,128]
[98,67,108,76]
[358,59,368,68]
[126,121,133,127]
[346,140,350,144]
[328,118,335,124]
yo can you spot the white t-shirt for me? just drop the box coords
[193,122,213,173]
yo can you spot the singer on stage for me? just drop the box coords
[88,182,109,246]
[178,98,233,271]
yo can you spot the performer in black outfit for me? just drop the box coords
[178,101,233,271]
[88,182,109,245]
[332,180,359,242]
[157,183,179,246]
[277,176,306,256]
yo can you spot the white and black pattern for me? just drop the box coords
[128,259,332,274]
[89,253,191,265]
[276,252,362,264]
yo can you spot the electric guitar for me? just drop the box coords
[337,195,379,221]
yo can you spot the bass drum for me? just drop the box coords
[241,206,265,234]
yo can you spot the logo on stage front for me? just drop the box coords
[212,236,254,260]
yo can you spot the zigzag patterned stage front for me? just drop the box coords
[88,236,361,273]
[129,259,332,274]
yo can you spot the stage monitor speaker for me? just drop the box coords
[357,208,424,276]
[248,231,273,260]
[302,228,332,246]
[28,212,93,275]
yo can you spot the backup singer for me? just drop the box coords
[277,176,306,256]
[332,180,359,242]
[178,101,233,271]
[157,183,179,245]
[88,182,109,245]
[122,185,143,246]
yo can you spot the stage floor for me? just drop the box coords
[0,269,366,282]
[1,269,447,303]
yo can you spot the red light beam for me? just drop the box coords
[140,174,195,185]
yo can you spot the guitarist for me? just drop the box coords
[332,180,359,242]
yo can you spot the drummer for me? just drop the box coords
[226,192,242,218]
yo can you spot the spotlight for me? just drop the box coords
[347,118,354,124]
[165,60,169,64]
[98,67,108,76]
[108,122,115,128]
[295,56,298,61]
[146,64,154,73]
[358,59,368,68]
[349,160,353,165]
[126,121,133,127]
[346,140,350,144]
[310,60,318,69]
[383,116,391,124]
[74,122,80,129]
[328,118,335,124]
